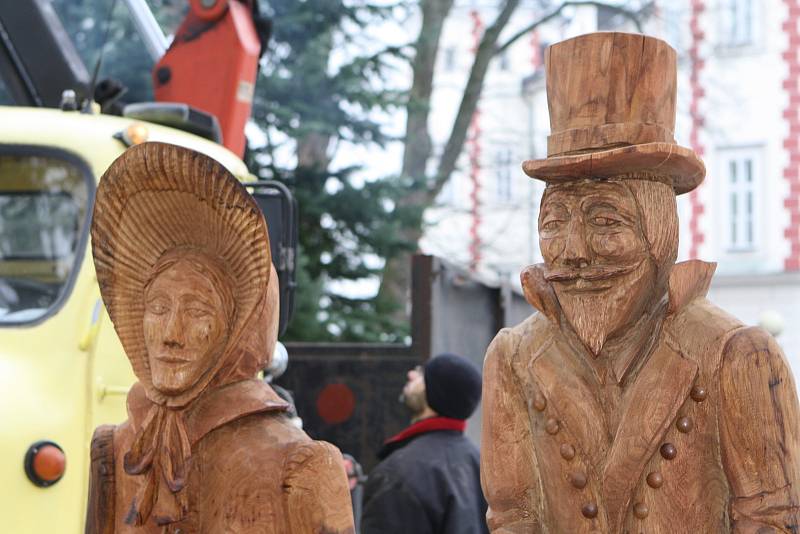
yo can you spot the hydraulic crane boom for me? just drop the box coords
[152,0,266,156]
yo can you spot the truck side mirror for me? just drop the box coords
[248,180,298,337]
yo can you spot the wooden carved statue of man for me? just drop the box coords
[481,32,800,533]
[85,142,355,533]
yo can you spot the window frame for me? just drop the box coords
[0,144,96,327]
[494,147,514,204]
[718,0,759,50]
[718,146,762,254]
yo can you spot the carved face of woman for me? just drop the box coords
[143,260,230,395]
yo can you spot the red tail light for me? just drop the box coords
[24,441,66,487]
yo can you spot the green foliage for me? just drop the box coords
[248,160,422,343]
[255,0,404,146]
[45,0,416,342]
[249,0,418,342]
[50,0,186,104]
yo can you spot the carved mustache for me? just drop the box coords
[544,260,642,282]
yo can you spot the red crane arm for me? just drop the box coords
[153,0,262,156]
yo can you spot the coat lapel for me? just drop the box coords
[529,335,610,471]
[602,337,698,531]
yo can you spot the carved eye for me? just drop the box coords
[146,300,169,315]
[591,216,620,227]
[542,219,564,231]
[186,307,210,319]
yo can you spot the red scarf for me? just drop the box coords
[378,416,467,460]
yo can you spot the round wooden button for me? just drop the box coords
[533,393,547,411]
[690,385,707,402]
[569,470,587,489]
[545,418,560,435]
[581,502,598,519]
[660,443,677,460]
[560,443,576,460]
[646,471,663,488]
[633,502,649,519]
[676,416,693,433]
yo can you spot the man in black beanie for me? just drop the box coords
[361,353,489,534]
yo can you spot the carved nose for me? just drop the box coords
[163,311,184,348]
[561,223,590,268]
[164,338,184,349]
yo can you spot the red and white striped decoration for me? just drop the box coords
[783,0,800,271]
[468,9,484,272]
[688,0,707,260]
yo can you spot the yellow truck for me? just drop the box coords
[0,105,252,532]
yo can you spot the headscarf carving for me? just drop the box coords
[91,142,275,524]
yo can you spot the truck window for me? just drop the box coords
[0,77,11,105]
[0,148,92,324]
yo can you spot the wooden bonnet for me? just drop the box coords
[91,142,272,407]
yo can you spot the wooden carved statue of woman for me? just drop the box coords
[85,142,355,533]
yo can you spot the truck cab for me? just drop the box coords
[0,105,251,531]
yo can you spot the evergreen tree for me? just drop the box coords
[250,0,418,342]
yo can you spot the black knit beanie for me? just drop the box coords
[423,353,482,420]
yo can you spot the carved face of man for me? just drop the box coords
[143,260,230,395]
[539,180,658,355]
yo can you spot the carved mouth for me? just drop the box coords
[155,353,191,364]
[559,280,613,294]
[544,259,644,283]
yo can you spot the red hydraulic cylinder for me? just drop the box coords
[153,0,260,156]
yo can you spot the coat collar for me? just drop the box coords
[522,261,710,530]
[123,379,289,526]
[127,378,290,447]
[378,416,466,460]
[521,260,716,323]
[521,260,715,384]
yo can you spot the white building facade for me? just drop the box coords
[421,0,800,369]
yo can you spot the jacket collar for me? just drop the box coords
[522,261,711,530]
[522,260,716,322]
[378,416,466,460]
[123,378,289,525]
[127,378,290,447]
[521,260,716,385]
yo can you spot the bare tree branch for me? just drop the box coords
[400,0,455,179]
[430,0,521,201]
[496,1,649,56]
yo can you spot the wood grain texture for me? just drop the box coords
[545,32,676,155]
[483,269,800,532]
[484,32,800,533]
[523,32,705,195]
[85,425,116,534]
[85,142,355,533]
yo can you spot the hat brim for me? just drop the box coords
[91,142,271,407]
[522,142,705,195]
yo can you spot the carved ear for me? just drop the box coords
[521,264,560,324]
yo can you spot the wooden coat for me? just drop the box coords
[86,379,355,534]
[481,261,800,533]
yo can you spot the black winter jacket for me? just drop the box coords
[361,426,489,534]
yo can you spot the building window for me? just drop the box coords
[498,50,509,71]
[720,0,755,47]
[443,47,456,71]
[495,149,513,202]
[722,149,759,251]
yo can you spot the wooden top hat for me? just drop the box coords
[522,32,705,195]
